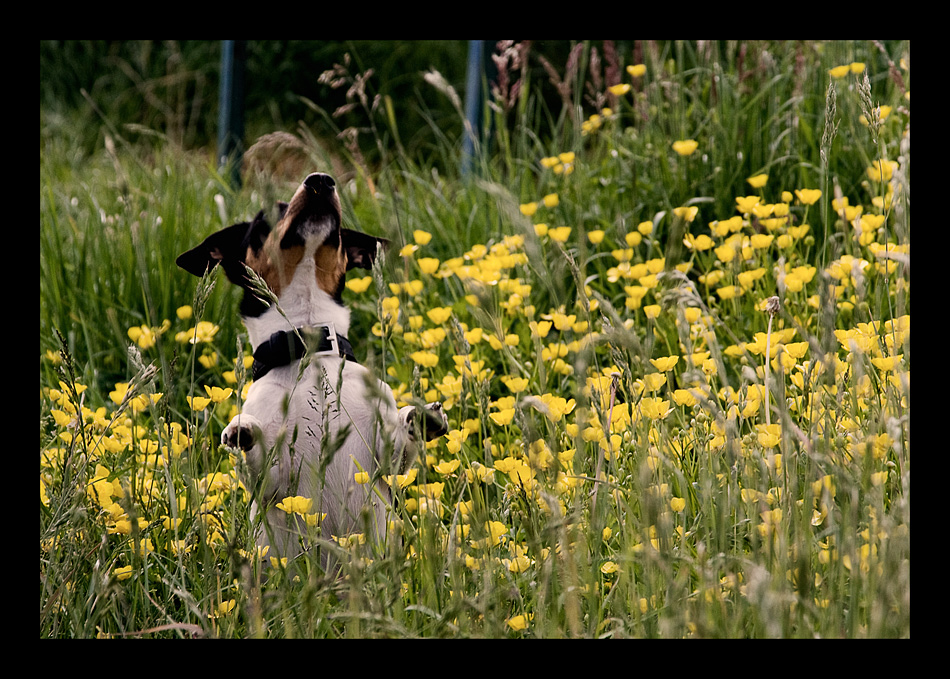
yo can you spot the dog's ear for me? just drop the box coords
[246,211,271,253]
[342,229,390,271]
[176,213,271,277]
[176,222,250,277]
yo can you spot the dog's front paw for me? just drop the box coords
[421,401,448,440]
[390,402,448,474]
[399,402,449,442]
[221,414,263,452]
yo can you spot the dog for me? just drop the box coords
[177,172,447,569]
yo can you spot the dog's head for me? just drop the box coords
[176,172,387,317]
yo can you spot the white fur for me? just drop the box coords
[242,235,352,350]
[220,208,444,569]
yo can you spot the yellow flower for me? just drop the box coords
[178,320,220,344]
[507,614,529,632]
[385,468,418,489]
[204,385,233,402]
[417,257,440,275]
[795,188,822,205]
[828,64,851,78]
[714,243,736,263]
[758,507,783,538]
[608,83,631,96]
[114,565,134,581]
[479,520,508,548]
[871,354,903,371]
[672,389,698,407]
[627,64,647,78]
[624,285,648,309]
[127,324,159,350]
[276,496,313,515]
[650,355,679,372]
[520,202,538,217]
[684,233,714,251]
[783,341,809,359]
[214,599,237,617]
[588,230,605,245]
[670,497,686,512]
[537,394,575,422]
[501,376,530,393]
[642,372,667,391]
[548,226,572,242]
[716,285,741,300]
[176,305,193,320]
[672,205,699,222]
[528,321,554,339]
[867,159,898,183]
[542,193,559,208]
[346,276,373,293]
[640,397,672,420]
[756,424,781,448]
[508,554,534,573]
[861,105,892,127]
[672,139,698,156]
[410,351,440,368]
[413,229,432,245]
[582,114,603,135]
[746,173,769,189]
[426,306,453,324]
[600,560,621,574]
[735,195,760,214]
[354,471,370,484]
[433,459,461,475]
[187,395,212,412]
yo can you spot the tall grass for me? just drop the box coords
[40,40,909,638]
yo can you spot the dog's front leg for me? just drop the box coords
[392,402,448,473]
[221,413,267,476]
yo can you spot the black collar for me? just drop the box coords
[251,324,356,381]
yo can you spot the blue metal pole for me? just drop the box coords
[461,40,484,178]
[462,40,497,178]
[217,40,246,188]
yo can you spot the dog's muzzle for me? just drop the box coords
[304,172,335,194]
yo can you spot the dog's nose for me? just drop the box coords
[304,172,335,194]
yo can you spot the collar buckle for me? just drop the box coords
[305,323,339,357]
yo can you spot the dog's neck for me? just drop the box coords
[242,246,352,353]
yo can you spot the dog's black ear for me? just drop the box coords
[342,229,390,271]
[176,214,271,278]
[246,211,271,253]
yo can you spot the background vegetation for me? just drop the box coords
[40,40,909,638]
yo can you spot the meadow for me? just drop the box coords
[40,40,910,638]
